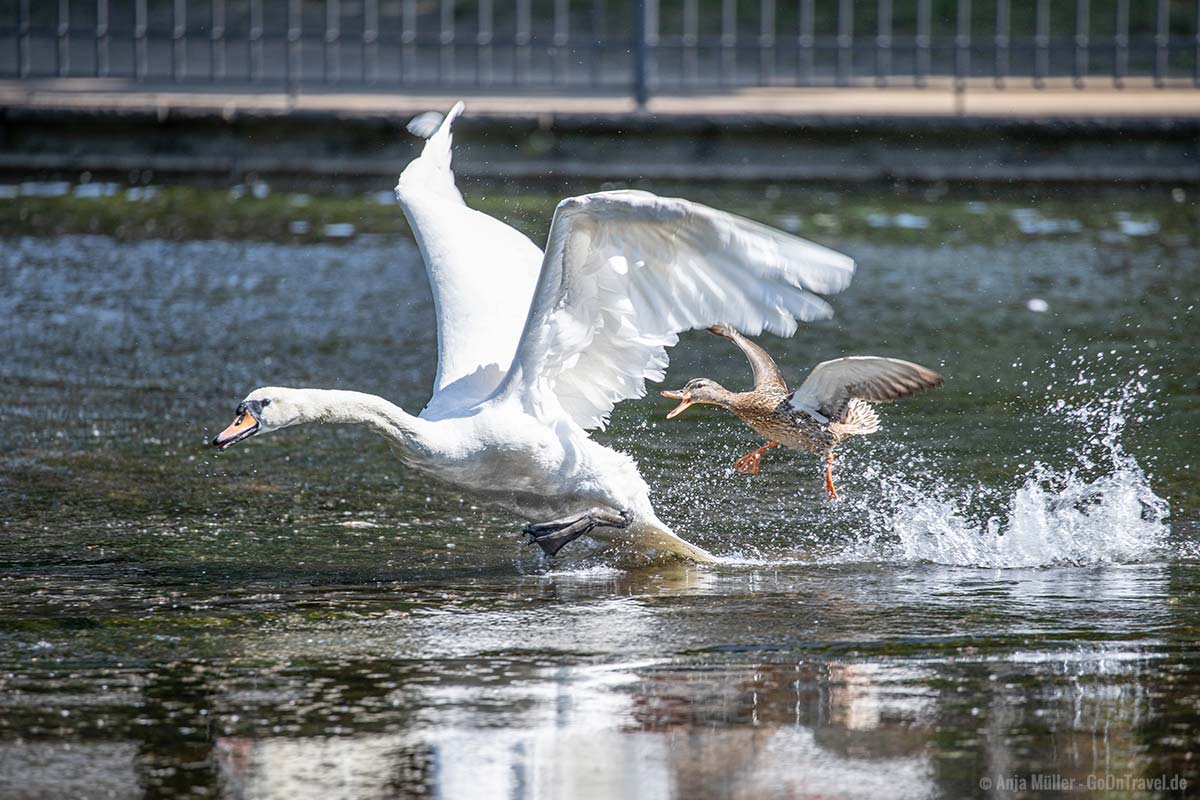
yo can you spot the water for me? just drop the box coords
[849,373,1174,569]
[2,224,1198,799]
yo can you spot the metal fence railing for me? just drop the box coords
[2,1,1197,103]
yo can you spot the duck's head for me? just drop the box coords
[661,378,731,419]
[211,387,308,450]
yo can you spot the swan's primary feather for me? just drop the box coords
[788,356,943,424]
[406,110,446,139]
[503,190,856,430]
[395,102,544,416]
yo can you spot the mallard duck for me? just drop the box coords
[661,325,942,498]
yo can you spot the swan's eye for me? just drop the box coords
[240,399,269,419]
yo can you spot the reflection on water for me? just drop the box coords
[1,231,1198,798]
[1,563,1196,798]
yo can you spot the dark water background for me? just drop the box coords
[1,188,1198,798]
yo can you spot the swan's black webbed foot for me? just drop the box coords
[523,508,632,557]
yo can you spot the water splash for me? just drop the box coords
[849,369,1171,568]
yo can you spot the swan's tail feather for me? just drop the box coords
[625,522,718,564]
[396,101,466,204]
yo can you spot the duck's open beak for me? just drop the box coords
[661,390,694,419]
[212,410,260,451]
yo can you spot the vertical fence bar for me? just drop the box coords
[836,0,851,85]
[994,0,1009,87]
[759,0,775,83]
[1073,0,1088,88]
[135,0,148,80]
[798,0,813,84]
[249,0,262,81]
[1154,0,1169,87]
[325,0,340,83]
[683,0,698,85]
[57,0,70,76]
[364,0,378,82]
[633,0,648,104]
[916,0,930,87]
[211,0,226,81]
[720,0,736,86]
[647,0,660,87]
[1195,0,1200,87]
[589,0,606,87]
[440,0,455,83]
[171,0,184,81]
[955,0,970,92]
[402,0,416,83]
[477,0,492,85]
[16,0,29,78]
[1113,0,1128,88]
[1034,0,1048,88]
[875,0,892,86]
[553,0,568,86]
[287,0,300,91]
[97,0,110,77]
[516,0,530,84]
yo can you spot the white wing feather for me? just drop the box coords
[406,110,447,139]
[502,190,856,430]
[395,103,544,416]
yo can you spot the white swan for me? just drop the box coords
[212,102,855,564]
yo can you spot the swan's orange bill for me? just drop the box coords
[661,390,694,419]
[213,412,259,450]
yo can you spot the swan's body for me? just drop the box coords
[213,103,856,564]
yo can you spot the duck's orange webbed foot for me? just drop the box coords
[824,453,839,500]
[734,441,778,476]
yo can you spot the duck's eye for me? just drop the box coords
[261,399,271,407]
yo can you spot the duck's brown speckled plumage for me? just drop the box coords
[730,390,827,452]
[729,390,880,455]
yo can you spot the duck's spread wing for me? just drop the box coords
[501,190,856,430]
[709,324,788,392]
[788,357,943,424]
[395,103,544,415]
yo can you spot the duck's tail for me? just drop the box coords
[395,101,466,204]
[831,398,880,436]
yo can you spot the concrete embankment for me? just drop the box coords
[2,82,1199,186]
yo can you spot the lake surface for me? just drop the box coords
[1,200,1198,799]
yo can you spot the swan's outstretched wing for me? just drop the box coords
[395,103,544,416]
[788,357,943,424]
[501,190,856,430]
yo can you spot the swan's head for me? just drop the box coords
[212,387,308,450]
[660,378,730,419]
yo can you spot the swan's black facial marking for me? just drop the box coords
[239,399,269,419]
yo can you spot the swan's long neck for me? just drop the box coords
[282,389,434,453]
